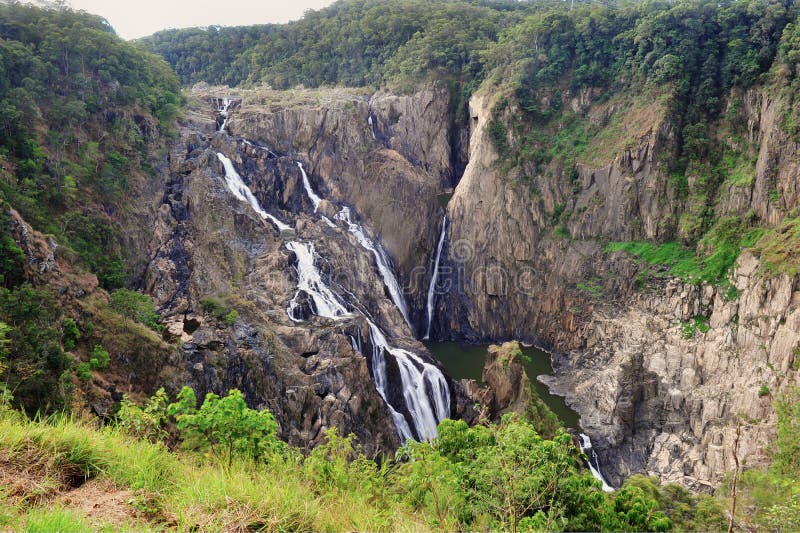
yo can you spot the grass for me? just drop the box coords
[0,406,430,532]
[754,216,800,277]
[607,216,766,287]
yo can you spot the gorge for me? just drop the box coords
[2,1,800,529]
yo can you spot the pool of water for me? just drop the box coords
[424,341,581,429]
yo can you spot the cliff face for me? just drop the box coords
[227,87,452,334]
[441,85,800,488]
[139,86,462,454]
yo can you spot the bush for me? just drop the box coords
[200,296,238,326]
[88,344,110,370]
[61,318,80,352]
[168,387,283,469]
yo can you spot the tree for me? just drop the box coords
[167,387,282,469]
[108,289,161,330]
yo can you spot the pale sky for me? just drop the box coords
[56,0,337,40]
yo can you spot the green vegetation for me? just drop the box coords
[680,316,710,340]
[167,387,282,469]
[140,0,530,90]
[109,289,162,331]
[723,387,800,531]
[200,295,239,326]
[0,2,182,291]
[754,216,800,277]
[0,388,726,532]
[607,216,766,289]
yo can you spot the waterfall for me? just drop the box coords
[368,114,376,140]
[217,147,448,441]
[217,97,234,132]
[285,241,351,321]
[423,215,447,340]
[334,207,412,330]
[284,238,449,441]
[579,433,614,492]
[216,153,292,232]
[367,320,449,441]
[297,162,322,212]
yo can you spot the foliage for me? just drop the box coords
[88,344,110,370]
[680,316,710,339]
[109,289,162,331]
[608,216,765,288]
[116,387,170,443]
[200,295,238,326]
[167,387,282,469]
[60,318,80,352]
[0,2,182,291]
[0,284,71,414]
[140,0,529,90]
[0,208,25,289]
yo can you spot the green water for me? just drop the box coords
[437,192,453,209]
[424,341,581,429]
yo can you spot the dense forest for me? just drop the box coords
[0,2,180,414]
[1,0,800,530]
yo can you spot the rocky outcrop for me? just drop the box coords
[543,251,800,489]
[472,342,534,419]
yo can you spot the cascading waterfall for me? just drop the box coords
[217,144,449,441]
[297,162,322,212]
[217,97,234,132]
[367,321,449,441]
[285,241,352,321]
[424,215,447,340]
[368,114,376,140]
[333,207,412,330]
[216,153,292,232]
[579,433,614,492]
[291,160,449,440]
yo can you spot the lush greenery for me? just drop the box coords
[607,215,766,287]
[0,3,179,416]
[0,2,182,291]
[139,0,533,90]
[0,387,738,532]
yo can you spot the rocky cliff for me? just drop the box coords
[139,86,466,454]
[440,84,800,489]
[137,79,800,489]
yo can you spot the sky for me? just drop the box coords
[50,0,337,40]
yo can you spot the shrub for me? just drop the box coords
[61,318,80,352]
[88,344,109,370]
[109,289,162,331]
[168,387,283,469]
[759,385,770,397]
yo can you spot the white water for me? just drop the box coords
[218,146,447,441]
[579,433,615,492]
[217,97,234,132]
[333,207,412,330]
[242,139,278,158]
[284,236,449,441]
[297,162,322,212]
[368,115,376,140]
[285,241,352,321]
[216,153,292,232]
[424,215,447,340]
[367,320,449,441]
